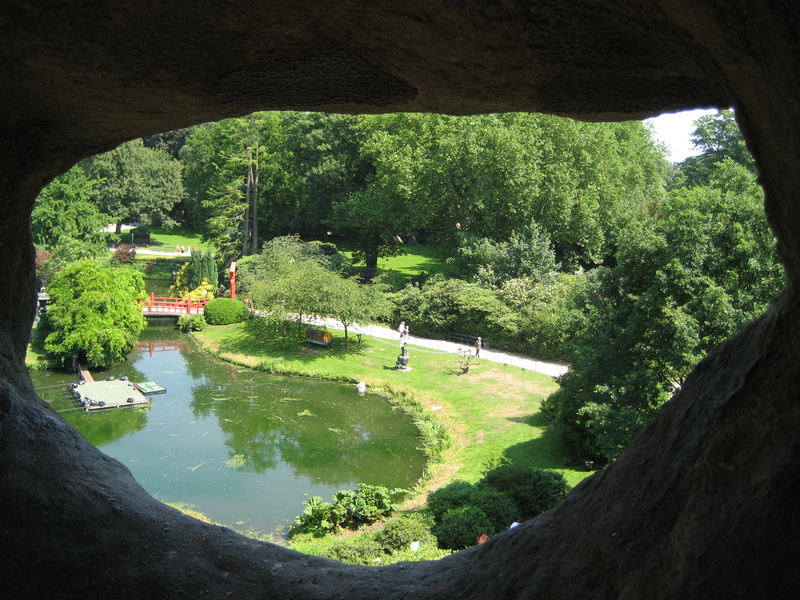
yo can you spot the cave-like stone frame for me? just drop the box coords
[2,2,799,598]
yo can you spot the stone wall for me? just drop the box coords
[2,2,799,597]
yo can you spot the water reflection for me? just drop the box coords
[30,324,425,531]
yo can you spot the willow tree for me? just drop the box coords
[38,260,147,368]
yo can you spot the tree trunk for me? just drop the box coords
[242,150,252,255]
[365,245,379,271]
[250,143,259,255]
[115,221,123,234]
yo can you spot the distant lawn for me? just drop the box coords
[194,321,587,488]
[337,244,449,284]
[116,225,210,252]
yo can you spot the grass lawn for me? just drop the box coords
[115,225,210,252]
[337,244,449,284]
[194,321,588,489]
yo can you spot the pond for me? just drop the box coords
[30,322,426,534]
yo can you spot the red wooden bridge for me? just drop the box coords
[143,293,209,316]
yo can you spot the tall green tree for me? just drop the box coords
[181,113,286,264]
[674,110,755,187]
[38,260,147,367]
[328,278,391,342]
[84,139,185,233]
[31,166,108,252]
[545,159,782,462]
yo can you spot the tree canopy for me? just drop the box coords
[38,260,147,368]
[545,157,782,462]
[84,139,185,233]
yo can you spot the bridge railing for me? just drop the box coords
[144,293,210,314]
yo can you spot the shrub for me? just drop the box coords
[376,513,436,552]
[290,484,405,537]
[432,505,492,550]
[323,533,384,566]
[481,464,569,519]
[204,297,249,325]
[467,487,518,533]
[389,276,517,345]
[114,243,137,263]
[330,484,405,529]
[426,480,475,522]
[289,496,336,537]
[177,314,207,332]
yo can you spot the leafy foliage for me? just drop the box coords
[177,314,207,332]
[290,484,406,537]
[83,139,185,232]
[390,275,516,341]
[113,244,136,263]
[450,221,558,289]
[547,157,783,462]
[321,515,444,566]
[674,110,755,187]
[38,260,146,367]
[480,463,569,519]
[426,481,476,522]
[323,533,385,565]
[375,513,437,552]
[425,463,568,549]
[431,505,492,550]
[243,235,388,336]
[203,298,249,325]
[31,166,109,252]
[187,250,218,289]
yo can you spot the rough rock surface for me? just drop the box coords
[2,1,800,598]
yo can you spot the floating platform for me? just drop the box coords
[73,380,149,411]
[135,381,167,395]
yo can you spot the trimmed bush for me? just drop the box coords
[204,297,249,325]
[376,513,436,552]
[426,480,475,522]
[467,487,518,533]
[432,505,492,550]
[481,464,569,519]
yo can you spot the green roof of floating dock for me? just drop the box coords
[135,381,167,395]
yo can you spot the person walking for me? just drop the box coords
[403,323,410,340]
[475,336,482,358]
[397,321,406,341]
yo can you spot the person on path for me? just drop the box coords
[397,321,406,340]
[475,336,482,358]
[403,323,410,340]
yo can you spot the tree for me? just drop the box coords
[187,250,218,290]
[31,165,108,252]
[181,113,286,263]
[84,139,185,233]
[38,260,147,368]
[545,159,783,462]
[328,277,391,342]
[451,221,558,289]
[674,109,755,187]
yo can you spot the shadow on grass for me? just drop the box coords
[213,319,371,365]
[501,412,571,471]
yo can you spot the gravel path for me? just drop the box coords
[304,315,569,377]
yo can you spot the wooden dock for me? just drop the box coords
[77,363,94,383]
